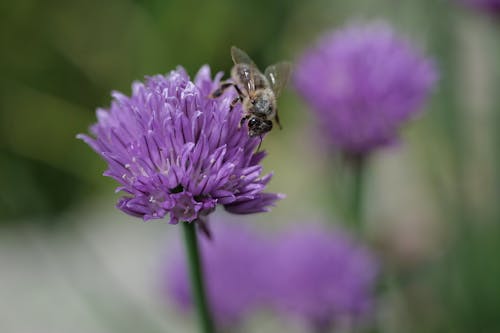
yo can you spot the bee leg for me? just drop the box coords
[275,109,283,130]
[230,84,246,111]
[229,96,243,112]
[239,114,250,129]
[209,82,234,98]
[233,83,243,96]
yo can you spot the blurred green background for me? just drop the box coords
[1,0,500,332]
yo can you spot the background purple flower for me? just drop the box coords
[269,224,378,331]
[462,0,500,13]
[294,22,438,155]
[78,66,282,223]
[164,218,378,330]
[164,218,270,328]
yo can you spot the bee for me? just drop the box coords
[210,46,291,138]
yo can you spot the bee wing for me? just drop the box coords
[264,61,292,98]
[231,47,259,93]
[232,64,257,93]
[231,46,256,66]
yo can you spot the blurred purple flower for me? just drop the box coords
[269,224,378,331]
[78,66,282,223]
[294,22,438,155]
[165,219,270,328]
[462,0,500,13]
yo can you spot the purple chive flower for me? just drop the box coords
[294,22,438,155]
[165,218,270,328]
[78,66,282,223]
[269,224,378,331]
[461,0,500,13]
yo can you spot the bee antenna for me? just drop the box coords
[257,136,263,152]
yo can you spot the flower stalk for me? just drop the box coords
[183,222,215,333]
[350,154,366,230]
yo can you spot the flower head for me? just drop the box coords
[78,66,282,223]
[294,22,438,155]
[165,218,270,327]
[269,224,378,331]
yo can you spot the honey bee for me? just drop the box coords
[210,46,291,138]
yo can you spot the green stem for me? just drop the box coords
[350,154,366,230]
[183,222,215,333]
[493,23,500,220]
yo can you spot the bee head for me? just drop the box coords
[248,116,273,137]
